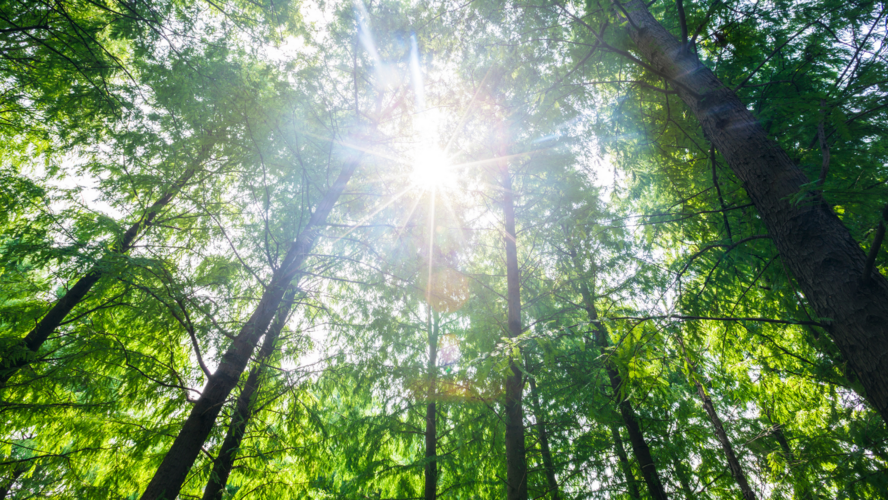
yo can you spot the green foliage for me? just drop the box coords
[0,0,886,498]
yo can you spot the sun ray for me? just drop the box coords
[330,185,414,245]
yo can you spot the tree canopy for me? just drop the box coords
[0,0,886,498]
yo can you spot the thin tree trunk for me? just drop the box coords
[528,375,559,500]
[0,145,213,386]
[609,423,641,500]
[770,419,813,500]
[575,275,668,500]
[500,155,528,500]
[424,311,438,500]
[692,380,756,500]
[0,463,26,500]
[140,159,359,500]
[675,335,757,500]
[616,0,888,423]
[200,287,297,500]
[671,455,694,500]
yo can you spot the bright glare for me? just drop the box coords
[411,145,456,190]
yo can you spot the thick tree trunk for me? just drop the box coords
[617,0,888,423]
[0,145,212,387]
[576,279,668,500]
[528,375,559,500]
[501,161,528,500]
[676,335,756,500]
[424,311,438,500]
[609,423,640,499]
[140,160,359,500]
[200,288,297,500]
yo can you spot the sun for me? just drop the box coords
[411,144,457,190]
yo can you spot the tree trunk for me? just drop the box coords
[140,159,359,500]
[671,455,694,500]
[617,0,888,424]
[528,375,559,500]
[424,311,438,500]
[576,278,669,500]
[200,287,297,500]
[770,419,814,500]
[692,380,757,500]
[0,145,213,387]
[501,159,528,500]
[676,335,757,500]
[0,463,26,500]
[609,423,640,499]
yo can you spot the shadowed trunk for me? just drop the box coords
[200,287,298,500]
[501,154,528,500]
[528,374,559,500]
[0,144,213,387]
[770,418,814,500]
[676,335,756,500]
[671,455,694,500]
[610,423,641,499]
[140,159,359,500]
[425,311,438,500]
[0,463,26,500]
[575,274,668,500]
[617,0,888,423]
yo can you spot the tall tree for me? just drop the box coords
[675,331,757,500]
[140,157,360,500]
[424,310,439,500]
[499,133,529,500]
[0,141,215,386]
[608,0,888,423]
[200,287,298,500]
[574,263,669,500]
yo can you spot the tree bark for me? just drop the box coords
[200,287,297,500]
[140,159,359,500]
[616,0,888,424]
[0,145,213,387]
[528,375,559,500]
[676,336,756,500]
[501,157,528,500]
[576,277,668,500]
[424,311,438,500]
[609,423,641,499]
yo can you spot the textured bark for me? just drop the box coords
[610,423,641,499]
[617,0,888,423]
[140,160,359,500]
[200,288,297,500]
[528,376,559,500]
[576,279,668,500]
[501,160,528,500]
[676,336,756,500]
[424,311,438,500]
[0,145,212,387]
